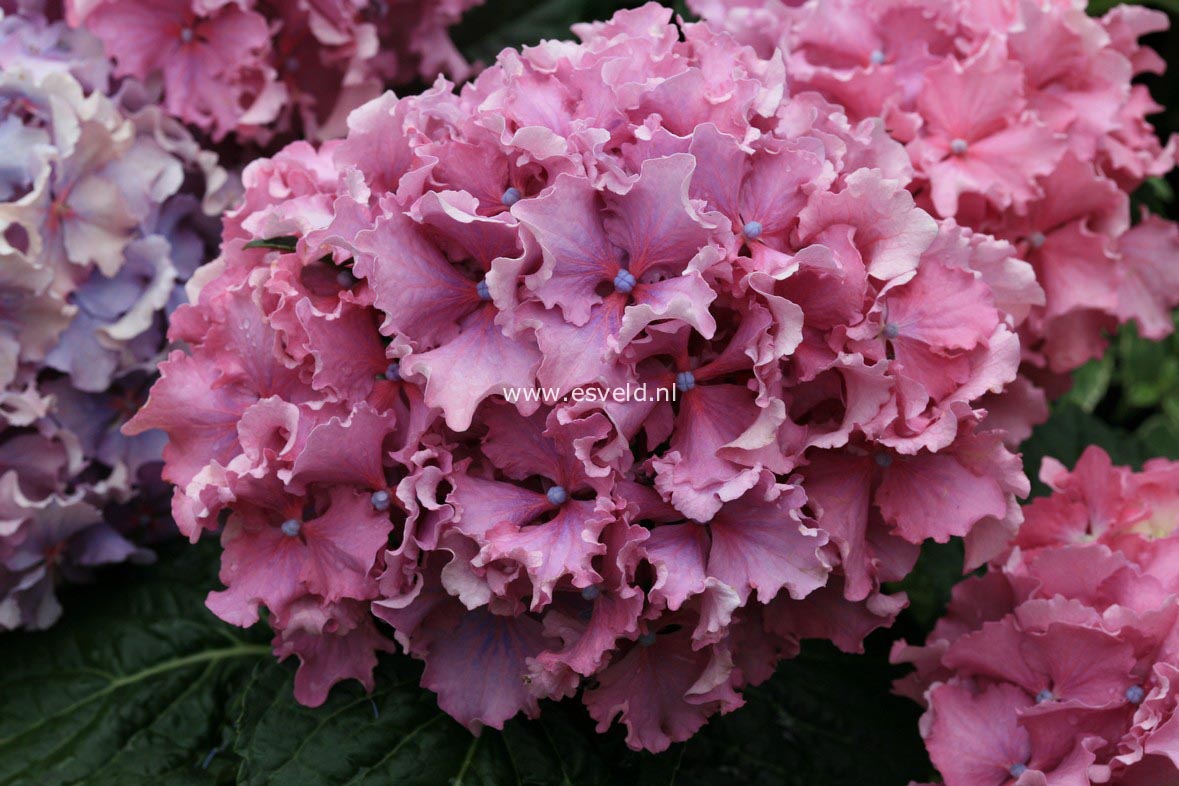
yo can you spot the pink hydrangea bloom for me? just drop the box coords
[893,446,1179,785]
[690,0,1179,438]
[65,0,486,143]
[130,4,1035,751]
[0,9,227,629]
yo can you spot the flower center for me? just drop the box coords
[384,361,401,381]
[675,371,696,392]
[501,187,522,206]
[1009,763,1027,778]
[1035,689,1054,704]
[742,220,763,240]
[870,49,886,65]
[280,518,301,537]
[882,322,900,339]
[638,632,657,647]
[546,485,568,505]
[950,138,969,155]
[613,269,636,294]
[476,279,491,301]
[371,490,392,512]
[1028,232,1046,249]
[179,27,195,44]
[874,452,893,468]
[581,585,600,600]
[1126,685,1145,704]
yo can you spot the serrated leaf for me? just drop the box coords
[0,543,270,786]
[244,236,298,252]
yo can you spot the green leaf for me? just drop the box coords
[1087,0,1179,15]
[1144,176,1175,207]
[1060,353,1114,413]
[230,638,929,786]
[1112,320,1179,411]
[0,543,270,786]
[1020,403,1152,496]
[673,640,929,786]
[889,539,966,633]
[244,236,298,252]
[0,538,934,786]
[232,655,667,786]
[453,1,670,66]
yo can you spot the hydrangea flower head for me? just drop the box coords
[66,0,486,143]
[690,0,1179,438]
[894,446,1179,785]
[131,3,1034,750]
[0,8,225,629]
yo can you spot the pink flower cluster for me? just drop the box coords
[0,9,226,629]
[690,0,1179,430]
[129,4,1036,751]
[66,0,485,144]
[894,447,1179,786]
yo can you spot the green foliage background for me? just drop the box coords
[2,2,1177,784]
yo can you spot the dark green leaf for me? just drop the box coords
[230,638,929,786]
[1060,353,1114,413]
[889,539,966,634]
[232,655,663,786]
[1088,0,1179,15]
[244,236,298,252]
[453,0,682,67]
[1020,403,1152,495]
[0,537,934,786]
[0,543,270,786]
[673,640,929,786]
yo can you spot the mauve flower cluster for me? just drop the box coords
[128,4,1037,751]
[0,9,226,629]
[690,0,1179,438]
[66,0,485,145]
[894,447,1179,786]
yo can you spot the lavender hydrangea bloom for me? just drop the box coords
[0,8,226,631]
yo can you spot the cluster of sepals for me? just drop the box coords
[691,0,1179,438]
[129,4,1051,751]
[67,0,486,144]
[0,6,228,629]
[895,447,1179,785]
